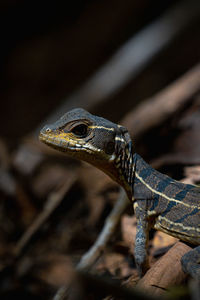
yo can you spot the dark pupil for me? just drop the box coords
[71,124,88,137]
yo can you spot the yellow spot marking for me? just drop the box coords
[147,210,157,216]
[115,136,125,142]
[133,202,138,211]
[135,171,200,209]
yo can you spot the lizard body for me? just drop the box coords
[39,108,200,278]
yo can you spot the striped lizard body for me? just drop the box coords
[39,108,200,279]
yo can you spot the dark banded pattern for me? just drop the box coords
[39,108,200,280]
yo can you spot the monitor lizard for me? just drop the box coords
[39,108,200,279]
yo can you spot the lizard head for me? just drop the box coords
[39,108,133,190]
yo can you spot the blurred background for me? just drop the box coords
[1,0,200,141]
[0,0,200,299]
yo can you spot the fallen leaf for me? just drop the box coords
[121,214,137,253]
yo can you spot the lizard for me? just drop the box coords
[39,107,200,279]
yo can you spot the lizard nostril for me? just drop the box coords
[40,125,52,135]
[44,125,51,133]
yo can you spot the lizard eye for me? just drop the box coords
[71,124,88,138]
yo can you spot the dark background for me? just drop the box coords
[1,0,200,142]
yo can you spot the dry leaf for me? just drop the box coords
[121,214,137,252]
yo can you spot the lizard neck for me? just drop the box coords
[114,141,136,200]
[114,146,157,203]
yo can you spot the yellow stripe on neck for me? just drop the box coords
[135,171,199,209]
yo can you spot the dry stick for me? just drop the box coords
[122,63,200,139]
[77,271,159,300]
[77,189,129,270]
[53,189,129,300]
[54,271,158,300]
[38,0,200,132]
[14,173,77,257]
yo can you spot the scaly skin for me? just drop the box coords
[39,108,200,278]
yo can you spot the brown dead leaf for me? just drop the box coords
[35,254,74,287]
[182,165,200,185]
[121,214,136,253]
[152,231,178,252]
[97,252,135,278]
[122,269,140,288]
[79,163,119,226]
[136,242,191,295]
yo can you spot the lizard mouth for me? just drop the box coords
[39,131,84,153]
[39,131,104,156]
[39,131,116,172]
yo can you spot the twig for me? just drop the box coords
[77,188,129,270]
[38,0,200,132]
[122,63,200,139]
[77,270,160,300]
[14,173,77,257]
[53,269,159,300]
[53,188,129,300]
